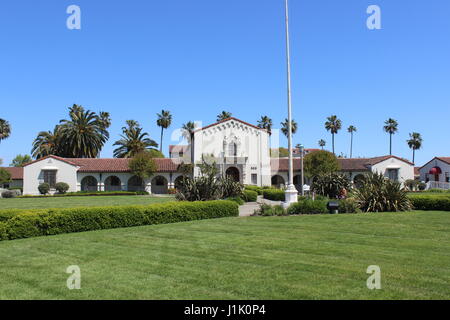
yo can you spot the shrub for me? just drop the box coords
[254,204,286,216]
[304,150,340,178]
[55,182,70,194]
[311,173,351,199]
[243,190,258,202]
[418,182,427,191]
[38,183,50,195]
[245,185,264,195]
[1,190,17,198]
[409,195,450,211]
[0,200,239,241]
[0,168,11,185]
[263,189,285,201]
[353,173,412,212]
[226,197,245,205]
[287,199,328,215]
[338,198,361,214]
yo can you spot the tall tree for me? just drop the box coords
[99,111,112,130]
[0,118,11,144]
[325,115,342,155]
[347,125,357,158]
[31,126,63,159]
[10,154,32,167]
[182,121,197,164]
[318,139,326,150]
[383,118,398,155]
[280,118,298,138]
[59,105,110,158]
[407,132,423,164]
[257,116,273,135]
[113,120,158,158]
[217,111,232,122]
[156,110,172,153]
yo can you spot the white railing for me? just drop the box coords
[426,181,450,190]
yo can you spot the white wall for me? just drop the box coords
[419,158,450,183]
[23,157,78,195]
[193,119,271,186]
[371,158,414,186]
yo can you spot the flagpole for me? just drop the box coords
[284,0,298,207]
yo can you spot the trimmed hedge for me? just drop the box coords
[244,185,263,195]
[243,190,258,202]
[287,200,328,215]
[19,191,149,198]
[263,189,285,201]
[409,195,450,211]
[0,200,239,241]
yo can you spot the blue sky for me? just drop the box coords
[0,0,449,166]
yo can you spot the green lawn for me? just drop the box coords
[0,211,449,299]
[0,195,175,210]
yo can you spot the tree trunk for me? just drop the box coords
[413,149,415,164]
[350,133,353,158]
[332,134,335,155]
[390,134,392,155]
[160,127,164,152]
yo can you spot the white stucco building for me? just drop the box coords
[17,118,415,195]
[418,157,450,189]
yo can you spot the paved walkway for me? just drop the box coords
[238,195,283,217]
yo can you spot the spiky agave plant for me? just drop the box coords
[353,173,412,212]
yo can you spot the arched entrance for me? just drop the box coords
[226,167,240,182]
[174,176,184,190]
[294,175,302,192]
[104,176,121,191]
[271,175,285,189]
[81,176,98,192]
[151,176,168,194]
[353,174,365,189]
[128,176,145,192]
[429,167,442,182]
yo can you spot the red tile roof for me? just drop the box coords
[23,155,181,173]
[196,117,266,132]
[436,157,450,165]
[0,167,24,180]
[272,155,413,172]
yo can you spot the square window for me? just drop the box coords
[251,174,258,185]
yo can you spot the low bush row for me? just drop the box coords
[19,191,150,198]
[0,200,239,241]
[262,189,285,201]
[409,195,450,211]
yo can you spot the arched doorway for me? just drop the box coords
[128,176,145,192]
[226,167,240,182]
[353,174,365,189]
[293,175,302,192]
[151,176,168,194]
[81,176,98,192]
[429,167,442,182]
[174,176,184,190]
[271,175,285,189]
[104,176,121,191]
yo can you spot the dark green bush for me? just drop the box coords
[409,195,450,211]
[0,200,239,241]
[243,190,258,202]
[1,190,17,198]
[55,182,70,194]
[226,197,245,205]
[244,185,263,195]
[338,198,361,213]
[311,173,351,199]
[38,183,50,195]
[263,189,285,201]
[287,200,328,215]
[254,203,286,216]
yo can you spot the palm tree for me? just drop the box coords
[347,125,357,158]
[318,139,326,150]
[99,111,112,130]
[0,118,11,144]
[31,126,63,159]
[407,132,423,164]
[280,119,298,138]
[383,118,398,155]
[113,120,158,158]
[182,121,197,164]
[257,116,273,134]
[217,111,232,122]
[156,110,172,153]
[325,115,342,155]
[59,105,110,158]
